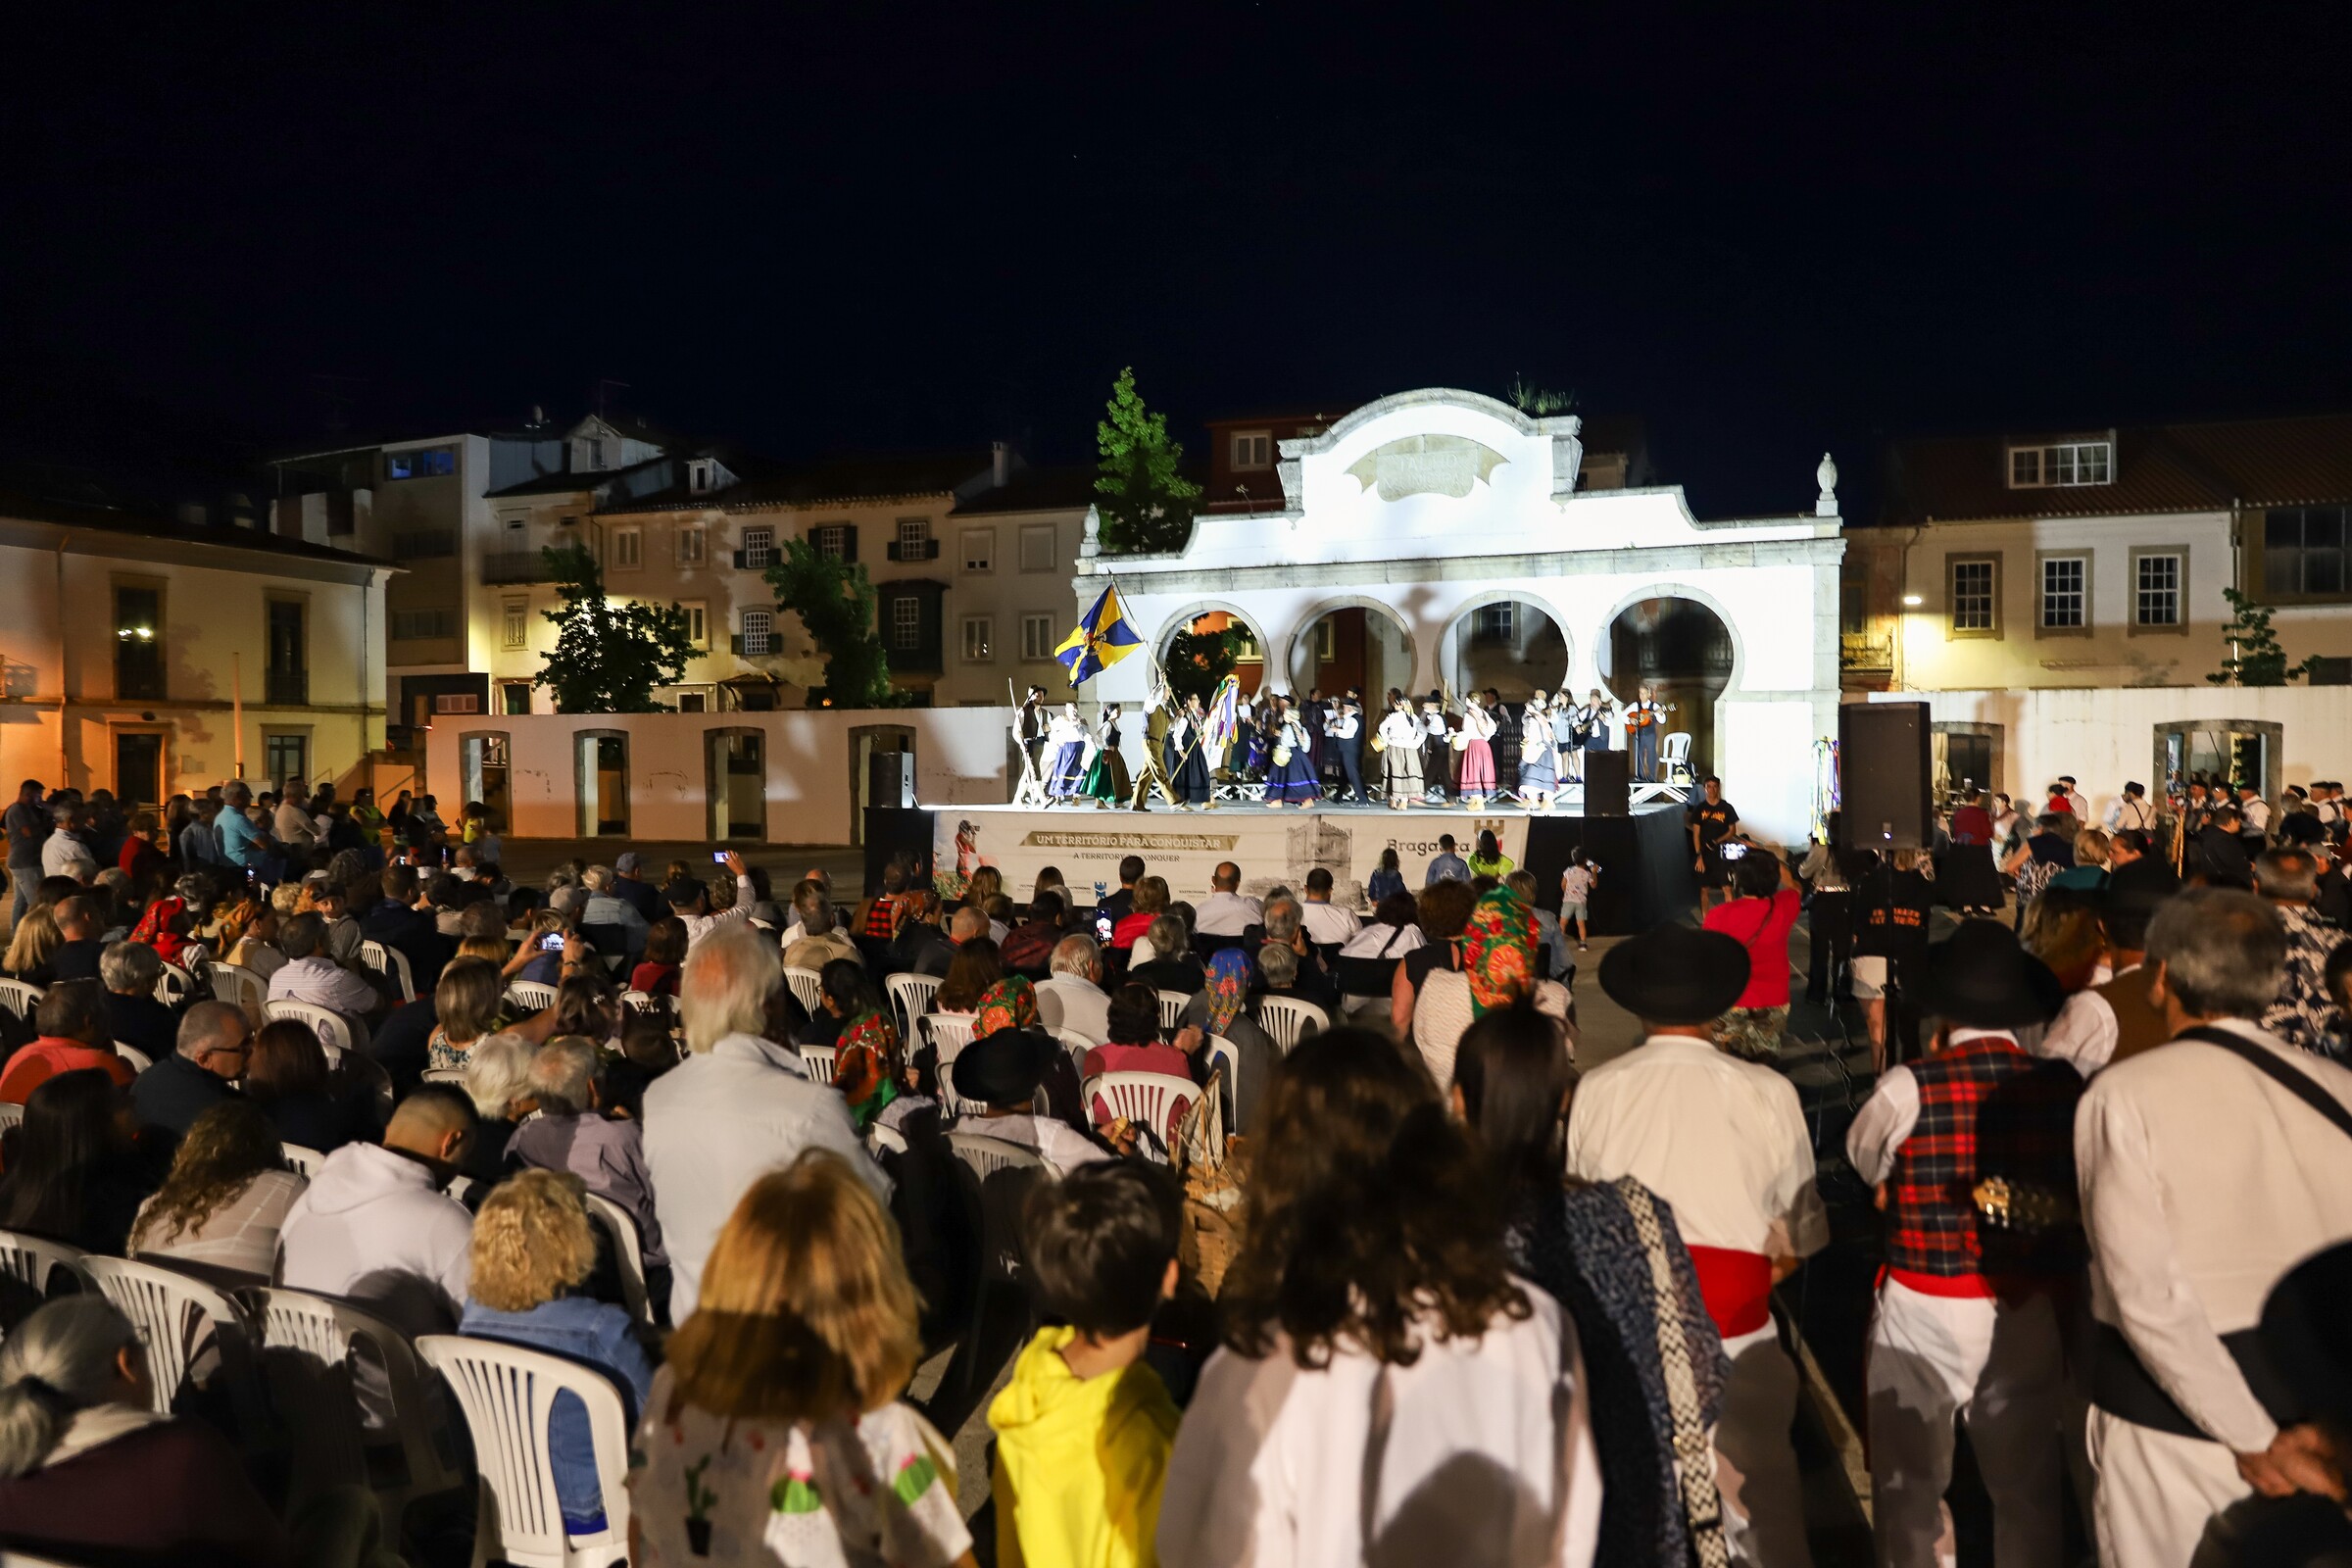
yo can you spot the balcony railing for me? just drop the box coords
[266,669,309,706]
[887,537,940,563]
[482,550,554,584]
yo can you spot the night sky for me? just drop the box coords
[6,4,2348,520]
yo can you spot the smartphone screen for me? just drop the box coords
[711,851,729,863]
[539,931,567,953]
[1095,913,1113,943]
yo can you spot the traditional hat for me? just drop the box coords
[951,1026,1056,1108]
[1598,923,1750,1025]
[1908,919,2064,1029]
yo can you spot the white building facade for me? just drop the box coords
[1083,388,1845,843]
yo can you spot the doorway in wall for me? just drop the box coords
[1601,597,1734,778]
[460,732,512,831]
[114,732,163,808]
[708,729,766,841]
[575,731,629,838]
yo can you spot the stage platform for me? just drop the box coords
[865,800,1695,936]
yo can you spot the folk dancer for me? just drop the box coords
[1079,703,1132,809]
[1548,692,1581,785]
[1125,676,1179,810]
[1302,685,1328,793]
[1516,687,1560,810]
[1011,684,1051,806]
[1420,693,1452,805]
[1485,686,1521,800]
[1624,684,1674,782]
[1044,703,1090,803]
[1375,694,1425,811]
[1454,691,1497,810]
[1575,689,1616,780]
[1844,922,2081,1568]
[1575,924,1830,1568]
[1326,691,1365,803]
[1262,695,1320,808]
[1164,692,1212,809]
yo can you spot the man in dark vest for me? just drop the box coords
[2034,886,2173,1076]
[1845,919,2082,1568]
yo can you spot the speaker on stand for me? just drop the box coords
[1585,751,1631,818]
[867,751,914,809]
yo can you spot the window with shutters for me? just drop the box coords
[681,601,709,650]
[502,599,529,650]
[891,596,921,650]
[813,524,850,559]
[962,616,993,662]
[741,527,774,569]
[610,527,643,570]
[1230,430,1272,470]
[677,526,706,566]
[740,609,772,657]
[1019,523,1055,572]
[1021,613,1054,661]
[962,528,994,572]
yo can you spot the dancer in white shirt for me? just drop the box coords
[1374,695,1424,810]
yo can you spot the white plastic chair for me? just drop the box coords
[925,1012,978,1116]
[280,1142,325,1178]
[1201,1033,1244,1126]
[249,1286,463,1533]
[883,971,942,1038]
[0,978,42,1021]
[867,1121,909,1156]
[1083,1070,1200,1160]
[781,964,826,1015]
[947,1132,1046,1181]
[798,1044,839,1084]
[0,1229,95,1298]
[264,1000,353,1066]
[1255,996,1329,1054]
[1661,731,1696,786]
[154,961,198,1008]
[359,939,416,1003]
[416,1335,633,1568]
[0,1102,22,1133]
[210,962,266,1020]
[1051,1025,1096,1065]
[112,1043,155,1075]
[581,1192,652,1329]
[618,988,664,1015]
[82,1255,262,1428]
[1155,989,1192,1033]
[505,980,558,1013]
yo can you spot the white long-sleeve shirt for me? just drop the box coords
[2076,1016,2352,1452]
[1376,710,1422,749]
[1459,704,1496,741]
[2033,966,2136,1078]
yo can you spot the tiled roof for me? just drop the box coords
[1881,412,2352,526]
[486,455,669,499]
[949,466,1099,515]
[0,483,392,568]
[602,449,1001,514]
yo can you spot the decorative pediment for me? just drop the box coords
[1345,434,1510,501]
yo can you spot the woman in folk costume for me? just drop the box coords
[1517,687,1561,810]
[1455,691,1499,809]
[1044,702,1090,802]
[1550,692,1583,785]
[1166,692,1213,808]
[1262,695,1321,808]
[1420,694,1453,804]
[1413,884,1573,1089]
[832,1002,904,1131]
[1079,703,1132,808]
[1375,693,1426,811]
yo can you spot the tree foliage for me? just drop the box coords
[2207,587,2321,686]
[764,537,893,707]
[1095,366,1201,555]
[532,544,697,712]
[1164,623,1240,705]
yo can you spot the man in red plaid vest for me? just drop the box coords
[1847,920,2082,1568]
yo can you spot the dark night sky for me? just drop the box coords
[5,3,2349,519]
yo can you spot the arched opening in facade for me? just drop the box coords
[1602,597,1735,780]
[1157,606,1270,700]
[1437,597,1569,704]
[1284,603,1415,708]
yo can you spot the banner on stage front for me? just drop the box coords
[934,809,1529,910]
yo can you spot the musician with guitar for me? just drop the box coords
[1843,921,2082,1568]
[1624,683,1675,782]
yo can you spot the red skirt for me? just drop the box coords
[1457,739,1495,793]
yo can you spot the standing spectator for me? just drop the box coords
[641,923,881,1322]
[2193,804,2255,889]
[212,782,275,883]
[1844,922,2080,1568]
[277,1086,477,1341]
[5,778,47,926]
[2254,848,2347,1056]
[1366,846,1406,905]
[1560,848,1599,954]
[608,851,663,921]
[38,803,96,883]
[1700,849,1804,1061]
[2050,828,2113,892]
[128,1001,250,1148]
[128,1100,309,1281]
[1466,828,1513,880]
[1574,924,1828,1568]
[1159,1033,1602,1566]
[175,796,227,873]
[2075,891,2352,1565]
[2106,780,2156,834]
[990,1161,1183,1568]
[1941,787,2004,916]
[627,1153,971,1566]
[1503,869,1567,980]
[0,1069,152,1255]
[1687,777,1740,914]
[1423,834,1470,886]
[0,981,136,1103]
[272,779,319,864]
[460,1169,655,1540]
[2035,886,2171,1078]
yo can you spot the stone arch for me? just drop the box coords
[1153,601,1278,696]
[1433,587,1576,700]
[1282,593,1422,704]
[1595,579,1748,697]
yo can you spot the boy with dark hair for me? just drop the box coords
[990,1160,1183,1568]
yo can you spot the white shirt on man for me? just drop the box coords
[267,954,381,1018]
[1298,899,1361,947]
[1034,974,1111,1045]
[1195,890,1264,938]
[40,828,95,880]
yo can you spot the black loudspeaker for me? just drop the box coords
[867,751,914,808]
[1585,751,1630,817]
[1839,702,1934,850]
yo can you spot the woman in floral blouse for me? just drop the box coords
[628,1151,974,1568]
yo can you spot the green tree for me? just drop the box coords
[2207,587,2322,686]
[1095,367,1202,555]
[1163,623,1239,706]
[532,544,696,712]
[764,538,893,707]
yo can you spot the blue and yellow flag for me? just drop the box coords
[1054,582,1143,686]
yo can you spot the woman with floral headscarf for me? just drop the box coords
[814,960,904,1129]
[1412,886,1573,1088]
[1178,947,1281,1134]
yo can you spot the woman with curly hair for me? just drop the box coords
[128,1100,307,1282]
[1158,1031,1601,1567]
[461,1169,653,1541]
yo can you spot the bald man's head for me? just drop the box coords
[949,906,989,943]
[1212,862,1241,892]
